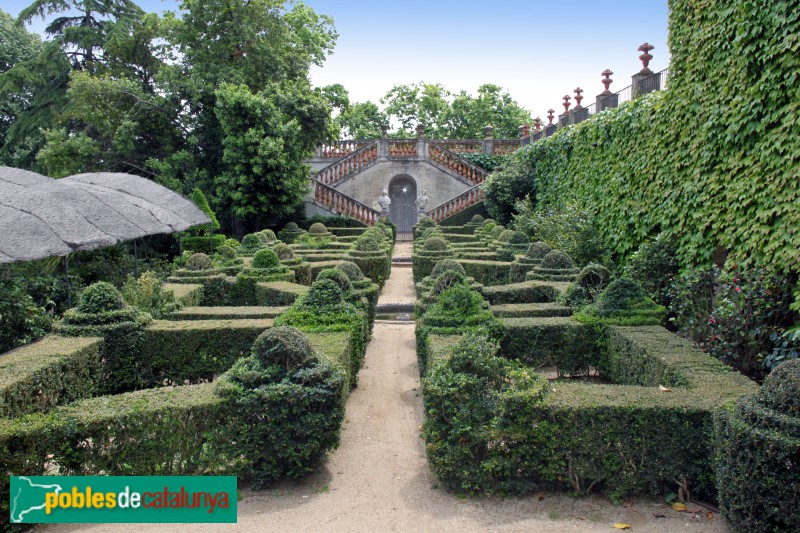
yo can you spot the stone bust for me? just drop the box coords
[377,189,391,212]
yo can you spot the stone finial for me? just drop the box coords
[547,109,555,125]
[638,42,654,74]
[601,69,614,94]
[520,123,530,137]
[416,123,426,138]
[562,95,571,115]
[484,125,493,139]
[381,123,389,138]
[573,87,584,109]
[533,117,542,132]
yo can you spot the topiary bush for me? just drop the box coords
[121,272,180,319]
[316,268,353,295]
[541,250,575,270]
[278,222,306,244]
[576,263,612,296]
[430,259,466,279]
[576,277,665,326]
[252,249,280,269]
[308,222,330,236]
[422,237,449,252]
[624,234,679,307]
[258,229,277,243]
[469,215,484,225]
[217,326,345,488]
[527,241,552,260]
[526,250,580,282]
[239,233,265,255]
[273,243,295,260]
[335,261,365,282]
[714,358,800,532]
[55,282,152,393]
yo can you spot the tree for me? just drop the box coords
[381,82,451,137]
[336,101,387,140]
[445,84,532,139]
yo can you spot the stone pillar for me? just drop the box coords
[416,123,427,158]
[545,109,557,136]
[571,87,589,123]
[558,95,571,128]
[596,69,618,112]
[378,123,389,159]
[482,125,494,154]
[632,43,660,96]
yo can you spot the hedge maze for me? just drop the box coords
[0,221,393,527]
[413,216,761,505]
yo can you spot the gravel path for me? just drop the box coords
[48,242,728,532]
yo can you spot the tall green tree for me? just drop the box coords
[381,82,451,137]
[446,84,532,139]
[336,101,387,140]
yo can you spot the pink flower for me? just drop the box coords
[735,287,741,292]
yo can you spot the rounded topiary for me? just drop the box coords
[760,359,800,414]
[355,234,382,252]
[497,229,515,243]
[489,226,504,239]
[541,250,575,270]
[336,261,365,281]
[259,229,277,243]
[423,237,449,252]
[482,219,496,227]
[595,277,646,314]
[240,233,264,252]
[285,222,300,231]
[303,278,344,308]
[186,253,214,271]
[430,259,466,279]
[317,268,353,294]
[470,215,484,224]
[577,263,612,293]
[273,243,295,260]
[251,326,316,371]
[433,270,468,296]
[252,249,280,269]
[77,282,126,313]
[309,222,328,235]
[416,216,436,230]
[527,241,553,260]
[421,227,444,241]
[507,231,530,246]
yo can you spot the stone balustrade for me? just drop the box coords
[312,181,380,225]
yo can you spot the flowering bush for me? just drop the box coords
[708,268,794,380]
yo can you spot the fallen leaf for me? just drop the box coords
[707,511,714,521]
[672,502,687,512]
[613,523,631,530]
[535,492,545,501]
[685,505,703,513]
[659,385,672,392]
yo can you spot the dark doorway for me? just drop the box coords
[388,175,418,237]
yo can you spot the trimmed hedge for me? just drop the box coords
[255,281,308,306]
[490,303,573,318]
[482,280,567,305]
[181,234,226,254]
[141,319,273,386]
[0,336,102,418]
[501,317,596,373]
[457,259,513,286]
[169,306,287,320]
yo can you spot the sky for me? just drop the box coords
[7,0,671,124]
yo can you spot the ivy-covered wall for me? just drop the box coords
[484,0,800,271]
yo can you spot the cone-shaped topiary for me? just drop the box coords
[714,358,800,532]
[252,249,280,269]
[526,250,580,282]
[251,326,316,370]
[316,268,353,294]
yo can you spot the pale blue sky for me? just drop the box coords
[7,0,671,122]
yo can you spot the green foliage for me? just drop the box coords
[457,153,509,173]
[667,266,720,349]
[251,326,316,371]
[190,188,220,230]
[77,281,126,313]
[335,260,365,281]
[121,272,180,319]
[0,274,52,354]
[302,278,344,308]
[316,268,353,294]
[578,277,666,326]
[308,222,329,235]
[273,243,294,260]
[526,241,552,260]
[252,249,280,269]
[576,263,612,296]
[335,100,387,139]
[430,259,466,279]
[181,234,226,255]
[624,234,679,307]
[765,328,800,372]
[239,234,265,255]
[186,253,214,272]
[708,268,794,380]
[422,236,449,252]
[714,359,800,532]
[540,250,574,270]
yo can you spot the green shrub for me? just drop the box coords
[55,282,152,393]
[239,234,265,255]
[715,358,800,532]
[469,215,484,225]
[708,268,794,380]
[482,281,563,305]
[541,250,574,270]
[0,275,52,354]
[576,263,611,296]
[180,234,226,255]
[190,187,220,230]
[255,281,308,306]
[258,229,277,243]
[527,241,552,260]
[625,234,679,307]
[273,243,294,260]
[316,268,353,295]
[577,277,666,326]
[667,266,720,349]
[304,278,344,308]
[278,222,306,244]
[501,317,596,374]
[252,249,280,269]
[430,259,466,279]
[527,250,580,282]
[457,259,512,286]
[335,261,365,281]
[423,236,449,252]
[122,272,181,319]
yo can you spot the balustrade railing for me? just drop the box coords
[314,140,373,158]
[313,142,378,186]
[388,139,417,157]
[492,140,522,155]
[427,143,487,186]
[430,140,484,154]
[426,185,484,223]
[312,181,380,225]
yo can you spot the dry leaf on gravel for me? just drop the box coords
[613,523,631,530]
